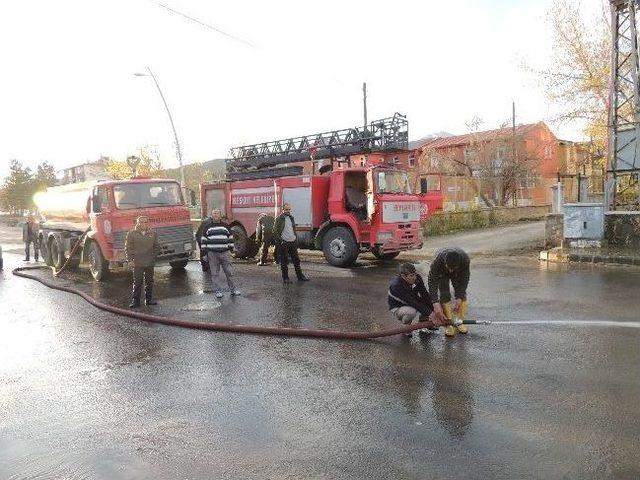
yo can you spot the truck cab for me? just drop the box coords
[36,178,194,281]
[315,166,422,265]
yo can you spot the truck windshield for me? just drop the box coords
[376,170,412,194]
[113,182,183,210]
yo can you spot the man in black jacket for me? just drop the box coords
[427,247,471,337]
[273,203,309,284]
[22,216,39,262]
[255,213,276,266]
[388,262,449,337]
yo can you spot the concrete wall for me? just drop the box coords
[545,213,564,248]
[422,205,550,236]
[605,211,640,248]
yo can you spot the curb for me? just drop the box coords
[539,248,640,267]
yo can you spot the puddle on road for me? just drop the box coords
[181,301,222,311]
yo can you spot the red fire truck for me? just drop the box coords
[34,177,195,280]
[200,114,436,267]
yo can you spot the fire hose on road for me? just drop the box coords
[13,265,490,340]
[11,230,490,340]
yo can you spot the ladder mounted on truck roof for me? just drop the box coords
[226,113,408,174]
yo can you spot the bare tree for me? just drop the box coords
[418,119,543,207]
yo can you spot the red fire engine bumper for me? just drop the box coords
[373,224,423,252]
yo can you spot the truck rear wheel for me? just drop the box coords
[41,236,53,267]
[372,248,400,261]
[49,236,66,270]
[87,241,109,281]
[322,226,359,267]
[231,225,257,259]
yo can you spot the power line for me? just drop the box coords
[150,0,256,49]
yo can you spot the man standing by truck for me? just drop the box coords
[199,209,240,299]
[125,215,160,308]
[22,215,39,262]
[428,247,471,337]
[255,213,276,266]
[273,203,309,284]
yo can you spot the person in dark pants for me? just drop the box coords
[427,247,471,337]
[388,262,449,337]
[273,203,309,284]
[256,213,276,266]
[22,215,39,262]
[125,215,160,308]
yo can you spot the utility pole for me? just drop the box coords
[512,100,518,206]
[363,82,368,130]
[134,67,186,196]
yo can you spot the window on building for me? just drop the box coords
[408,154,415,167]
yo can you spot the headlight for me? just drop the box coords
[184,242,193,252]
[103,220,112,234]
[377,232,393,243]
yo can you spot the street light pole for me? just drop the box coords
[134,67,186,192]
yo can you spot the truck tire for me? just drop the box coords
[322,226,359,267]
[230,225,257,259]
[49,236,66,270]
[372,248,400,261]
[170,259,189,271]
[87,241,109,281]
[41,236,53,267]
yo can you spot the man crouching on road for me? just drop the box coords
[388,262,449,337]
[125,215,160,308]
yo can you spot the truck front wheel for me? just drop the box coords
[87,241,109,281]
[322,226,359,267]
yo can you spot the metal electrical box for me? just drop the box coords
[563,203,604,239]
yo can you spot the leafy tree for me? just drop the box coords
[105,145,163,179]
[0,159,34,214]
[33,161,58,191]
[532,0,609,153]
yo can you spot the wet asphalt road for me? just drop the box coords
[1,239,640,479]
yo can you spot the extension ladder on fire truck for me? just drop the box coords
[226,113,409,179]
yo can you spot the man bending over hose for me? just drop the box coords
[428,247,471,337]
